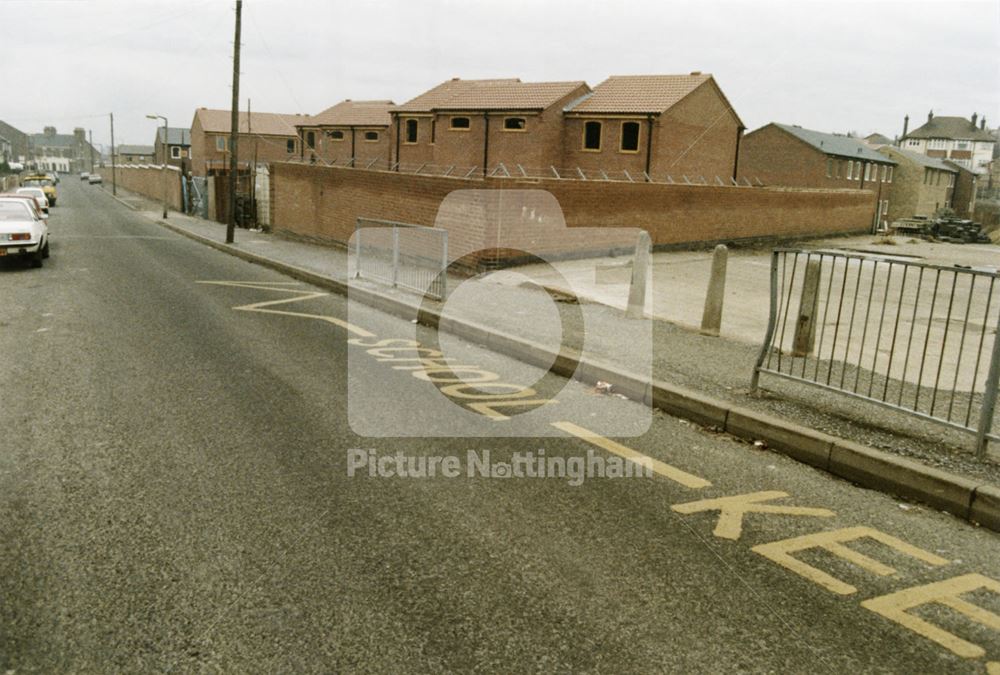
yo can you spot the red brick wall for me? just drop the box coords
[270,163,874,264]
[305,126,391,167]
[190,114,301,176]
[107,165,183,210]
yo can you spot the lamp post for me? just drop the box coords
[146,114,169,219]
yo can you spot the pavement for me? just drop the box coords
[2,177,999,672]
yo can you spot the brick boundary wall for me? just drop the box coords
[105,165,183,211]
[270,163,875,265]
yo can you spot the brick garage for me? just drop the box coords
[269,163,874,266]
[106,165,183,211]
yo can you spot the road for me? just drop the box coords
[1,177,999,673]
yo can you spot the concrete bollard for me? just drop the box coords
[700,244,728,336]
[792,258,822,357]
[626,231,652,319]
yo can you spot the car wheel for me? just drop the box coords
[31,252,43,268]
[42,241,50,259]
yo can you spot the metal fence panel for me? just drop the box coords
[354,218,448,301]
[751,249,1000,456]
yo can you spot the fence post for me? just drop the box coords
[975,308,1000,458]
[441,230,449,301]
[792,257,822,356]
[700,244,728,336]
[626,231,652,319]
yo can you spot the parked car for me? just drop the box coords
[88,174,103,184]
[15,187,50,216]
[0,196,49,267]
[80,172,90,180]
[0,193,47,221]
[21,175,57,206]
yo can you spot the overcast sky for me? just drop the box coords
[2,0,997,149]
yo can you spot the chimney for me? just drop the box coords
[43,126,56,137]
[972,113,978,128]
[981,116,987,130]
[928,110,934,122]
[902,114,909,140]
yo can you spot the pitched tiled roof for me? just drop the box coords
[864,132,893,146]
[301,100,394,127]
[156,127,191,146]
[768,123,895,163]
[117,144,154,155]
[905,116,994,142]
[564,73,720,116]
[394,78,588,113]
[194,108,304,136]
[878,146,957,172]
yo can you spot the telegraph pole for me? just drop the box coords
[225,0,242,244]
[88,129,95,172]
[109,113,117,195]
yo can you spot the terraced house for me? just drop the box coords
[901,111,995,171]
[189,108,305,176]
[738,123,897,230]
[295,100,394,167]
[390,78,590,175]
[562,73,744,181]
[876,146,958,223]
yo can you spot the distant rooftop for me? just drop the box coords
[879,145,958,172]
[765,123,895,163]
[117,144,154,156]
[194,108,304,136]
[156,127,191,146]
[905,115,994,142]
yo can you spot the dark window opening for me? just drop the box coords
[364,131,379,142]
[504,117,526,131]
[286,139,295,153]
[306,131,316,149]
[583,121,602,150]
[620,122,640,152]
[405,119,418,143]
[327,130,344,140]
[450,116,471,130]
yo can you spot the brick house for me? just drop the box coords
[295,100,394,167]
[739,123,896,229]
[942,160,978,219]
[189,108,305,176]
[900,112,995,172]
[30,127,99,173]
[0,119,30,164]
[390,78,590,175]
[562,73,744,180]
[154,127,192,169]
[115,144,155,164]
[876,146,957,223]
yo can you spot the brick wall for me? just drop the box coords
[270,163,874,266]
[107,165,183,210]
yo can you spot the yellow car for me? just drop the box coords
[21,175,57,206]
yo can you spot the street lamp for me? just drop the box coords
[146,114,169,219]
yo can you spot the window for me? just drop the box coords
[583,121,602,151]
[286,139,295,153]
[364,131,379,142]
[956,141,969,150]
[620,121,640,152]
[864,163,871,181]
[449,116,471,130]
[880,165,886,182]
[908,139,920,147]
[835,160,841,178]
[846,161,853,180]
[404,119,418,143]
[327,130,345,141]
[216,136,226,152]
[170,146,181,159]
[949,173,955,187]
[306,131,316,149]
[503,117,527,131]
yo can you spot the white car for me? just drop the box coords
[15,187,50,216]
[0,197,50,268]
[88,174,103,184]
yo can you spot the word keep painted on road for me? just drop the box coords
[203,279,1000,670]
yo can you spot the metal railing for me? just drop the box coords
[751,249,1000,457]
[353,218,448,301]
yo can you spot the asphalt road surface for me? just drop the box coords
[2,178,999,673]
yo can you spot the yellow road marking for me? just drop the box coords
[861,574,1000,659]
[197,280,374,338]
[752,526,949,595]
[551,421,710,489]
[671,491,835,541]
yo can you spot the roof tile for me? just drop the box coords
[394,79,588,112]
